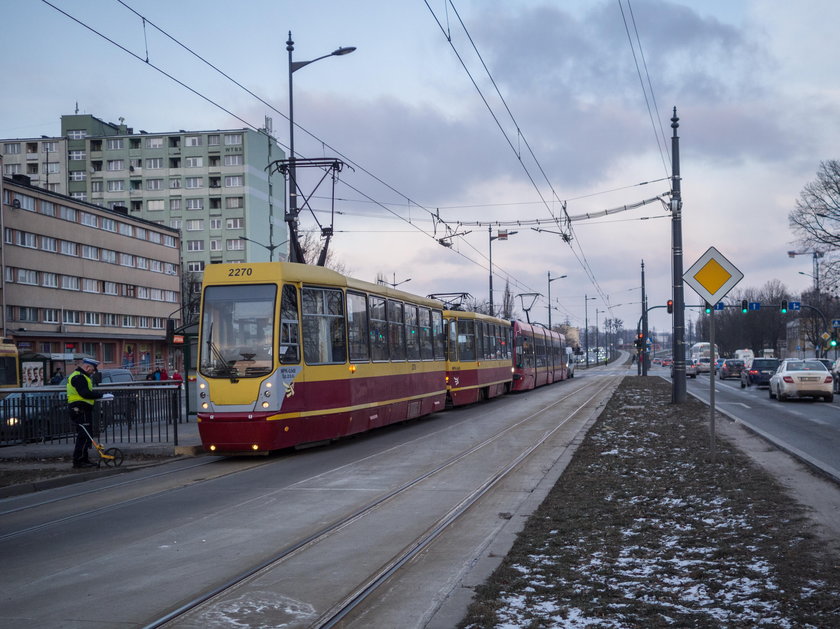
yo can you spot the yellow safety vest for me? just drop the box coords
[67,371,95,406]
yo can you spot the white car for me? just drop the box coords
[769,359,834,402]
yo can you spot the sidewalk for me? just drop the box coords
[0,418,203,461]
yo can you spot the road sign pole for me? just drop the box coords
[709,308,716,463]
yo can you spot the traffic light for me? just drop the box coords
[704,302,712,314]
[831,333,838,348]
[666,299,673,314]
[780,299,788,314]
[741,299,749,313]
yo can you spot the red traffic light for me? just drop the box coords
[666,299,674,314]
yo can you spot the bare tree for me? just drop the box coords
[298,230,348,274]
[789,160,840,292]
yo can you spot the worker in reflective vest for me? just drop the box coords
[67,358,105,468]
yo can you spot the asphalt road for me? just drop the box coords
[652,365,840,480]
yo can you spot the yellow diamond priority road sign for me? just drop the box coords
[683,246,743,305]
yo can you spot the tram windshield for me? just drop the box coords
[200,284,276,378]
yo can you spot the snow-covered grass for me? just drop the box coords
[460,377,840,628]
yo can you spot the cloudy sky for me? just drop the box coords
[4,0,838,338]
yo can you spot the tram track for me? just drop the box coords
[145,374,619,629]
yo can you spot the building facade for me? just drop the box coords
[2,113,287,277]
[1,175,182,379]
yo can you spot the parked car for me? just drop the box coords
[58,368,134,386]
[769,359,833,402]
[660,357,673,367]
[713,357,725,374]
[0,390,67,444]
[696,357,711,374]
[740,358,780,389]
[718,359,745,380]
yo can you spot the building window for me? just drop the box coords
[185,177,203,189]
[104,281,118,295]
[210,218,222,230]
[224,175,243,187]
[19,306,38,322]
[226,239,244,251]
[122,315,136,328]
[187,261,205,272]
[146,157,163,169]
[185,135,202,147]
[146,179,163,191]
[186,198,203,210]
[83,279,99,293]
[3,163,21,176]
[41,236,58,252]
[209,239,221,251]
[148,199,165,211]
[224,133,243,146]
[43,309,60,323]
[107,180,125,192]
[17,232,37,248]
[61,276,81,291]
[170,219,181,230]
[187,240,204,251]
[207,134,220,146]
[170,199,181,211]
[101,249,116,264]
[223,154,244,166]
[106,138,124,150]
[118,223,134,237]
[42,272,58,288]
[225,197,243,209]
[186,219,204,231]
[169,177,181,189]
[45,162,61,174]
[67,130,87,140]
[69,170,85,181]
[69,150,86,160]
[91,181,103,193]
[60,241,78,256]
[82,245,99,260]
[80,212,97,227]
[85,312,101,326]
[136,256,149,270]
[226,218,243,229]
[146,137,164,149]
[185,156,204,168]
[104,313,118,326]
[17,269,37,285]
[3,143,21,154]
[107,160,124,171]
[42,141,57,153]
[120,253,135,267]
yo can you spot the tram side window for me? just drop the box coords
[447,318,458,362]
[302,287,346,365]
[418,307,433,360]
[535,335,547,368]
[369,296,388,361]
[388,300,406,361]
[458,319,476,361]
[475,322,484,361]
[279,284,300,364]
[504,327,512,360]
[347,291,370,362]
[432,310,446,361]
[405,305,420,360]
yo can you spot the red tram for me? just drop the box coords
[196,262,573,454]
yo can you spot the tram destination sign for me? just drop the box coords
[683,246,743,305]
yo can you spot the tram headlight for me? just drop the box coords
[202,402,209,409]
[261,401,270,408]
[265,382,272,388]
[251,444,259,451]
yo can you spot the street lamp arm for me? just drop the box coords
[291,46,357,73]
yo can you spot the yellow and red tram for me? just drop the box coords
[443,310,513,406]
[196,262,447,454]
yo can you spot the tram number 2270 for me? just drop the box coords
[227,267,254,277]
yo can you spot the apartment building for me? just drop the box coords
[2,113,287,275]
[0,175,182,378]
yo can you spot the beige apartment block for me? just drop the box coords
[1,174,182,379]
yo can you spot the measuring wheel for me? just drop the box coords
[103,447,124,467]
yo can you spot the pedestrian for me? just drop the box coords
[67,358,112,468]
[153,368,161,381]
[160,367,169,381]
[49,368,63,384]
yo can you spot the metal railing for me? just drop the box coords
[0,382,184,447]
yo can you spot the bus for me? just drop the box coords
[0,339,20,391]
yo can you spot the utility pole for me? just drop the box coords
[641,260,649,376]
[671,108,686,403]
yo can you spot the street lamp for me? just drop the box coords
[241,236,289,261]
[788,250,823,293]
[584,296,597,368]
[286,32,356,264]
[489,227,517,316]
[546,271,567,330]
